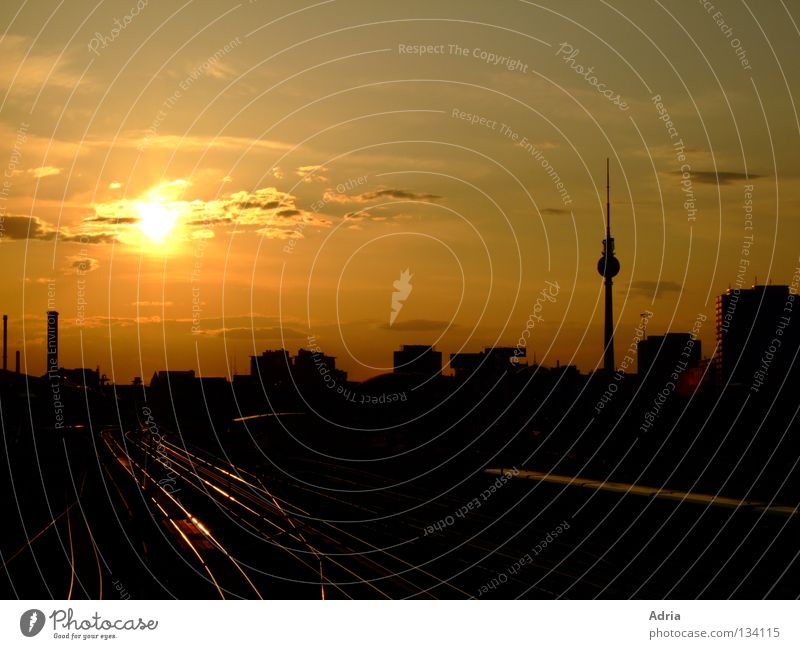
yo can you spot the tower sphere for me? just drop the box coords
[597,254,620,278]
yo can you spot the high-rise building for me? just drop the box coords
[597,159,620,373]
[393,345,442,376]
[715,284,799,388]
[3,314,7,371]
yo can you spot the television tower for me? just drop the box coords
[597,159,620,373]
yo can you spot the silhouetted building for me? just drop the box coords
[638,333,701,378]
[293,348,348,385]
[715,284,800,388]
[393,345,441,376]
[148,370,234,433]
[46,310,58,375]
[61,367,100,389]
[550,362,580,378]
[2,314,7,371]
[150,369,195,386]
[250,349,292,387]
[450,347,521,380]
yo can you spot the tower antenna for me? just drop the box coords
[606,157,611,238]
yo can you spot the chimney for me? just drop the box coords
[2,314,7,371]
[15,350,20,374]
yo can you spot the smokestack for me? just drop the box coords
[46,310,59,375]
[15,350,20,374]
[2,314,6,371]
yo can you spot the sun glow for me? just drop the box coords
[134,180,189,245]
[135,201,180,243]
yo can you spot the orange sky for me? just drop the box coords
[1,0,799,381]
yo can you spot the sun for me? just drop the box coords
[133,180,189,245]
[135,200,180,244]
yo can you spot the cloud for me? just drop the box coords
[668,170,762,185]
[85,215,139,225]
[179,315,308,339]
[358,189,442,202]
[0,215,58,240]
[341,208,398,223]
[70,232,118,243]
[628,280,684,299]
[132,301,173,307]
[377,319,456,331]
[541,207,569,215]
[213,187,329,229]
[131,133,290,155]
[108,182,122,189]
[194,325,309,339]
[66,255,99,273]
[327,187,442,204]
[0,125,291,172]
[321,191,354,204]
[343,210,371,220]
[202,60,237,81]
[28,166,61,178]
[295,165,328,182]
[255,227,304,240]
[0,214,120,243]
[0,35,85,95]
[70,314,164,329]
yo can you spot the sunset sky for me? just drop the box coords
[1,0,798,381]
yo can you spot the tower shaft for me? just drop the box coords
[604,276,615,373]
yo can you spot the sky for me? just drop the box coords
[1,0,798,382]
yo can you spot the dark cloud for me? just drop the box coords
[62,232,118,244]
[225,187,296,214]
[66,256,99,273]
[326,188,443,205]
[1,215,58,240]
[185,215,233,227]
[85,215,139,224]
[541,207,569,215]
[669,170,762,185]
[0,215,116,243]
[344,211,371,220]
[357,189,441,202]
[628,280,683,299]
